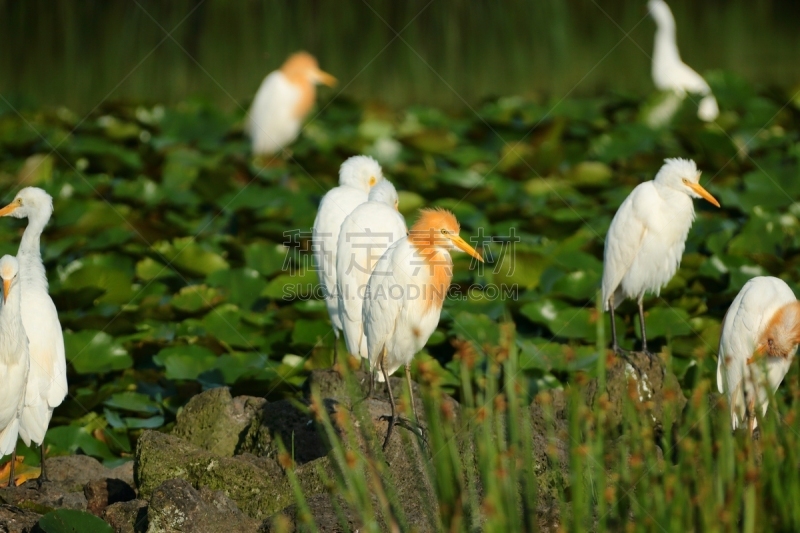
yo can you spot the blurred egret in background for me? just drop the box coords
[602,158,719,354]
[0,187,67,484]
[313,156,384,361]
[718,277,800,434]
[336,180,407,361]
[0,256,29,487]
[648,0,718,124]
[363,208,483,448]
[247,52,336,156]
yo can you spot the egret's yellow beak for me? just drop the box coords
[2,279,9,303]
[448,234,484,262]
[686,181,720,208]
[0,201,19,217]
[315,69,337,87]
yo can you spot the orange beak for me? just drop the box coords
[0,202,19,217]
[449,234,484,263]
[2,279,9,303]
[314,69,337,87]
[686,180,720,208]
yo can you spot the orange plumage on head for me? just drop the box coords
[409,208,460,312]
[281,52,321,119]
[755,301,800,360]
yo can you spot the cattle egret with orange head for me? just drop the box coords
[602,158,719,354]
[718,276,800,434]
[363,208,483,448]
[247,52,336,156]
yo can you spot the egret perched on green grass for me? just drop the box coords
[247,52,336,156]
[0,255,29,487]
[602,158,719,354]
[313,156,384,360]
[336,180,406,361]
[0,187,67,484]
[718,277,800,434]
[649,0,718,122]
[363,208,483,448]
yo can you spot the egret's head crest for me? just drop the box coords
[0,255,19,281]
[368,179,399,209]
[339,155,384,192]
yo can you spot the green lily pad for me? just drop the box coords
[104,392,162,415]
[207,268,267,310]
[153,345,218,380]
[38,509,114,533]
[65,330,133,374]
[152,237,229,276]
[172,284,222,313]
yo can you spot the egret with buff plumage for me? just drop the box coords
[362,208,483,448]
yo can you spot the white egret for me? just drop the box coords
[649,0,719,122]
[0,255,30,487]
[247,52,337,156]
[0,187,67,483]
[336,180,406,361]
[313,156,384,360]
[717,277,800,434]
[602,158,719,353]
[363,208,483,448]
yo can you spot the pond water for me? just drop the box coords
[1,0,798,112]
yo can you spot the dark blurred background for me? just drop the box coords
[1,0,798,112]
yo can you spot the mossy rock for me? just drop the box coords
[134,431,330,521]
[173,387,266,457]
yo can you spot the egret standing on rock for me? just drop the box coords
[0,188,67,483]
[247,52,337,156]
[336,180,407,361]
[648,0,719,122]
[0,255,30,487]
[718,277,800,434]
[363,208,483,448]
[313,156,384,361]
[602,158,719,354]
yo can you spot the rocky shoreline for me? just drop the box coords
[0,352,686,532]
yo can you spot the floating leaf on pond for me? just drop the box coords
[152,237,229,277]
[65,331,132,374]
[171,284,222,313]
[38,509,114,533]
[153,345,218,380]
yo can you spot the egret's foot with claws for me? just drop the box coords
[379,415,426,450]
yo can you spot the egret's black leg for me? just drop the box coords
[38,443,47,487]
[333,332,339,365]
[638,299,649,354]
[404,363,419,424]
[7,448,16,488]
[380,350,397,451]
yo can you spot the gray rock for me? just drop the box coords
[582,351,687,433]
[261,494,360,533]
[43,455,132,493]
[146,479,260,533]
[85,478,137,516]
[0,480,86,512]
[239,399,330,465]
[173,388,266,457]
[0,504,40,533]
[135,431,330,521]
[104,499,149,533]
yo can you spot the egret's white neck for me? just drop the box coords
[652,11,682,75]
[17,210,50,291]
